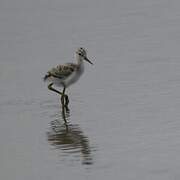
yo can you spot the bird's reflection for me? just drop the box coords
[47,104,93,165]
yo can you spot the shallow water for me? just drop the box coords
[1,0,180,179]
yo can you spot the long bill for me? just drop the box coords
[84,56,93,65]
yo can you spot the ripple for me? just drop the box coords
[46,105,94,165]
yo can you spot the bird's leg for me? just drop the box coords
[48,83,63,95]
[61,86,66,105]
[61,86,69,107]
[61,96,64,105]
[65,95,69,107]
[48,83,69,106]
[63,86,69,106]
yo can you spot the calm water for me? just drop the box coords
[1,0,180,179]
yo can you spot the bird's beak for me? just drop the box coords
[84,56,93,65]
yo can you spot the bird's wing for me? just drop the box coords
[47,64,77,79]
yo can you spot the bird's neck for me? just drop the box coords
[76,54,84,65]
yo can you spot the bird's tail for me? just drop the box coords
[43,73,50,82]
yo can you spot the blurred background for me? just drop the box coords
[1,0,180,179]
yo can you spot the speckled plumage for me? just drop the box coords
[45,63,77,80]
[44,48,93,88]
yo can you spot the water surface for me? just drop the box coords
[1,0,180,179]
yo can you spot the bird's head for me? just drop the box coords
[76,47,93,65]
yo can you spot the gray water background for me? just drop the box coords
[1,0,180,179]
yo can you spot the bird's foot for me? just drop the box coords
[65,95,69,106]
[61,95,65,104]
[61,94,69,108]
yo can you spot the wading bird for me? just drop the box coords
[44,47,93,106]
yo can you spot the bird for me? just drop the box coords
[44,47,93,106]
